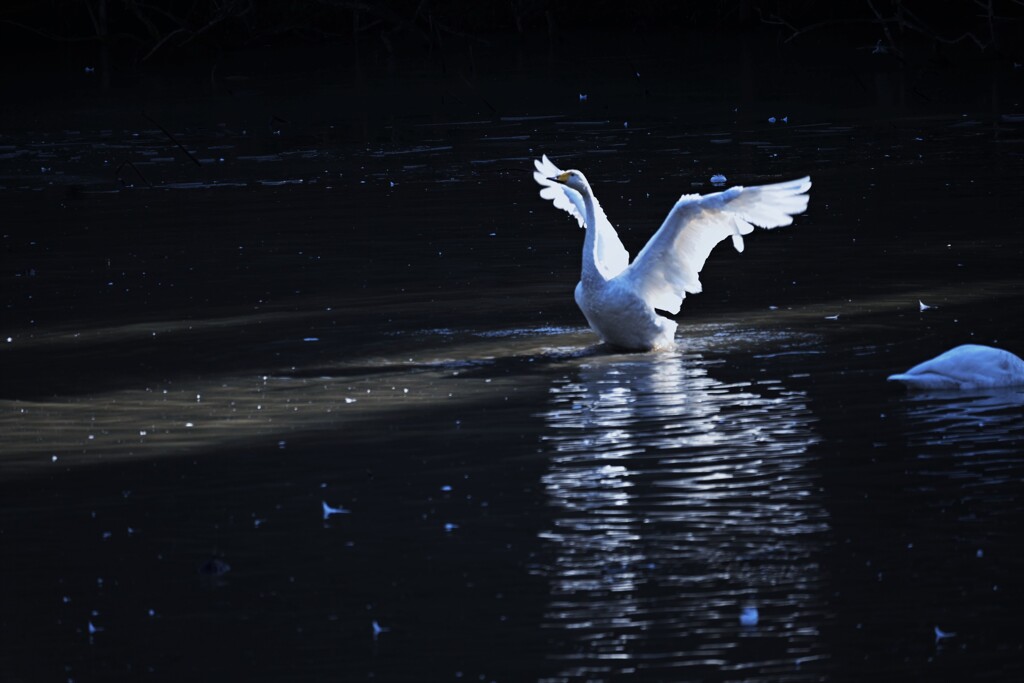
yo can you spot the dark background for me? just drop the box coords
[3,1,1023,81]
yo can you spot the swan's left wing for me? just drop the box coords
[621,177,811,314]
[534,155,585,226]
[533,155,630,278]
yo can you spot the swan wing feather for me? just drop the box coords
[621,176,811,314]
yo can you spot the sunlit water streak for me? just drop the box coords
[535,348,831,680]
[0,324,592,468]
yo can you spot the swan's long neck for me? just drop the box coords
[580,188,605,285]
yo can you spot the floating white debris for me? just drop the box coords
[768,116,777,124]
[825,314,840,320]
[322,500,351,519]
[740,607,759,626]
[919,300,934,311]
[372,620,390,639]
[934,625,956,641]
[579,93,588,102]
[710,174,727,185]
[444,522,459,532]
[303,337,319,342]
[344,397,357,404]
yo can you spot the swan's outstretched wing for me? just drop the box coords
[621,177,811,314]
[533,155,630,278]
[533,155,585,226]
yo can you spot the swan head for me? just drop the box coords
[548,170,590,195]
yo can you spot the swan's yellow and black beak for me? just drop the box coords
[548,172,571,184]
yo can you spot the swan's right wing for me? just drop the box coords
[533,155,630,278]
[621,177,811,314]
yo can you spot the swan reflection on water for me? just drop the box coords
[536,351,830,679]
[891,387,1024,524]
[896,388,1024,451]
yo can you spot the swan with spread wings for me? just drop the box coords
[534,155,812,351]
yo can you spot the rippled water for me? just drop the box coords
[538,349,829,679]
[2,34,1023,682]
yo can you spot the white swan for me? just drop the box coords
[533,155,811,351]
[887,344,1024,390]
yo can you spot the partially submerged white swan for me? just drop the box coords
[887,344,1024,390]
[534,155,811,351]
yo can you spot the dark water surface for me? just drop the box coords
[2,34,1023,681]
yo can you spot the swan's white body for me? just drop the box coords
[533,155,812,350]
[887,344,1024,390]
